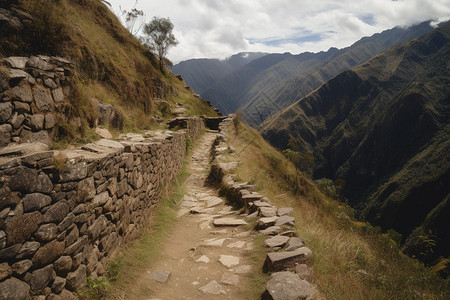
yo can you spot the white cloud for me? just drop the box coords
[108,0,450,63]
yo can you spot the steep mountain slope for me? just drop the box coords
[261,22,450,263]
[202,51,340,115]
[244,21,435,126]
[171,52,267,95]
[176,22,433,126]
[0,0,217,143]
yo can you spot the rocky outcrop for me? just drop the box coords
[0,117,204,298]
[0,55,75,147]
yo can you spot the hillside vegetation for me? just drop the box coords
[0,0,217,144]
[224,118,449,299]
[261,22,450,268]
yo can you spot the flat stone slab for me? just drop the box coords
[213,218,247,227]
[206,197,224,207]
[277,207,293,216]
[196,255,210,263]
[264,235,290,248]
[260,226,282,236]
[199,280,226,295]
[275,215,295,227]
[0,142,49,157]
[250,200,273,212]
[262,271,315,300]
[148,270,171,283]
[256,216,279,229]
[263,247,313,272]
[219,255,240,268]
[234,265,252,274]
[210,229,227,235]
[242,193,263,201]
[202,238,228,247]
[221,272,239,285]
[226,241,246,249]
[180,200,197,208]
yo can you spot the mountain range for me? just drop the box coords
[261,22,450,263]
[173,22,435,126]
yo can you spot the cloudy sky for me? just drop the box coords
[108,0,450,63]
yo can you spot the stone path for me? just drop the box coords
[143,131,255,299]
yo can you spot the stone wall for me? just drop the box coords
[0,56,75,148]
[0,117,204,299]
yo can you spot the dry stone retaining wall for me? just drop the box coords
[0,55,75,148]
[0,117,204,299]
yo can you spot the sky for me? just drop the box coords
[107,0,450,64]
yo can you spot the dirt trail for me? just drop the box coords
[138,131,256,300]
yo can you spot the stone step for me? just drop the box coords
[263,247,313,272]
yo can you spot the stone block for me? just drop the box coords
[34,223,58,241]
[33,85,54,113]
[22,193,52,212]
[0,244,22,259]
[43,201,69,223]
[10,81,33,103]
[35,173,53,194]
[262,271,314,300]
[0,277,30,300]
[66,264,87,292]
[64,235,88,256]
[13,101,31,114]
[54,256,72,276]
[51,88,64,103]
[59,162,87,183]
[44,114,56,129]
[0,124,12,147]
[0,262,12,281]
[5,57,29,69]
[29,264,54,293]
[75,177,95,203]
[51,277,66,294]
[0,102,13,123]
[11,259,33,276]
[5,211,42,246]
[8,166,38,193]
[263,247,313,272]
[17,241,40,259]
[32,240,64,267]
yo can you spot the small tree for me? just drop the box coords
[141,17,178,72]
[119,1,145,35]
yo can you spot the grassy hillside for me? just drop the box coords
[0,0,217,144]
[225,119,449,299]
[261,22,450,267]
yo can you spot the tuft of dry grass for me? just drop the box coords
[224,120,449,300]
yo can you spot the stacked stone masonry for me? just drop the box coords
[0,117,204,299]
[209,116,318,300]
[0,56,75,148]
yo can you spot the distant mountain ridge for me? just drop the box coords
[261,22,450,264]
[173,21,435,126]
[171,52,267,95]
